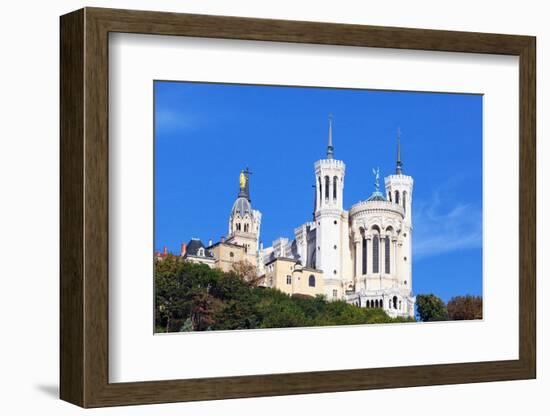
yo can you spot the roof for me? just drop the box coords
[366,190,387,202]
[185,239,214,258]
[208,240,244,249]
[231,196,252,217]
[265,256,297,266]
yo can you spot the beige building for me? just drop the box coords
[208,240,247,272]
[263,257,325,298]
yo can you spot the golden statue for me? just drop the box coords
[239,170,247,189]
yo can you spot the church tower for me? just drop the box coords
[384,129,414,292]
[314,116,348,297]
[227,168,262,266]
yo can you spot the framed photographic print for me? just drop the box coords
[60,7,536,408]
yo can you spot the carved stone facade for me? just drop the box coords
[261,121,415,318]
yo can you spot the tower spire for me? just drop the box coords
[396,127,403,175]
[326,114,334,159]
[238,167,252,201]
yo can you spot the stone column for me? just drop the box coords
[392,238,397,278]
[354,238,362,279]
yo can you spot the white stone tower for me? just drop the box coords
[227,168,262,265]
[314,116,348,298]
[384,129,414,293]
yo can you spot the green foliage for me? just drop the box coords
[416,294,449,322]
[155,257,414,332]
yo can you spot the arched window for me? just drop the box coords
[395,190,400,205]
[333,176,338,200]
[318,177,322,206]
[244,223,249,232]
[236,223,241,231]
[375,299,379,308]
[385,236,391,274]
[372,235,379,273]
[393,296,398,309]
[403,191,407,212]
[362,237,367,275]
[324,176,330,200]
[198,248,205,257]
[308,275,316,287]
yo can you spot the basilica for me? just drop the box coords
[162,118,416,318]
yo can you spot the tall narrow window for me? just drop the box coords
[324,176,330,200]
[403,191,407,213]
[373,235,379,273]
[385,236,391,274]
[333,176,338,200]
[362,237,367,275]
[308,275,316,287]
[395,190,400,205]
[318,178,322,206]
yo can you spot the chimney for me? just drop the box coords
[163,245,168,255]
[221,236,225,243]
[180,243,187,257]
[208,239,213,247]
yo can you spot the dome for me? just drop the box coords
[367,190,386,202]
[231,197,251,217]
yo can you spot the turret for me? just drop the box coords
[384,129,413,297]
[385,129,413,224]
[227,169,262,263]
[314,115,347,296]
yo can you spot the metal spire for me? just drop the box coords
[396,127,403,175]
[327,114,334,159]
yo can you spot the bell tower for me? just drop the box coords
[314,115,346,289]
[227,168,262,264]
[384,128,414,292]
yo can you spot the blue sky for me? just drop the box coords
[154,81,483,302]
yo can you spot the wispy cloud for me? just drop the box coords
[155,109,198,133]
[413,186,482,260]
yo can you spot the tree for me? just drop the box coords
[416,294,448,322]
[447,295,482,320]
[155,256,413,332]
[231,260,263,286]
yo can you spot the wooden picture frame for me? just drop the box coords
[60,7,536,408]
